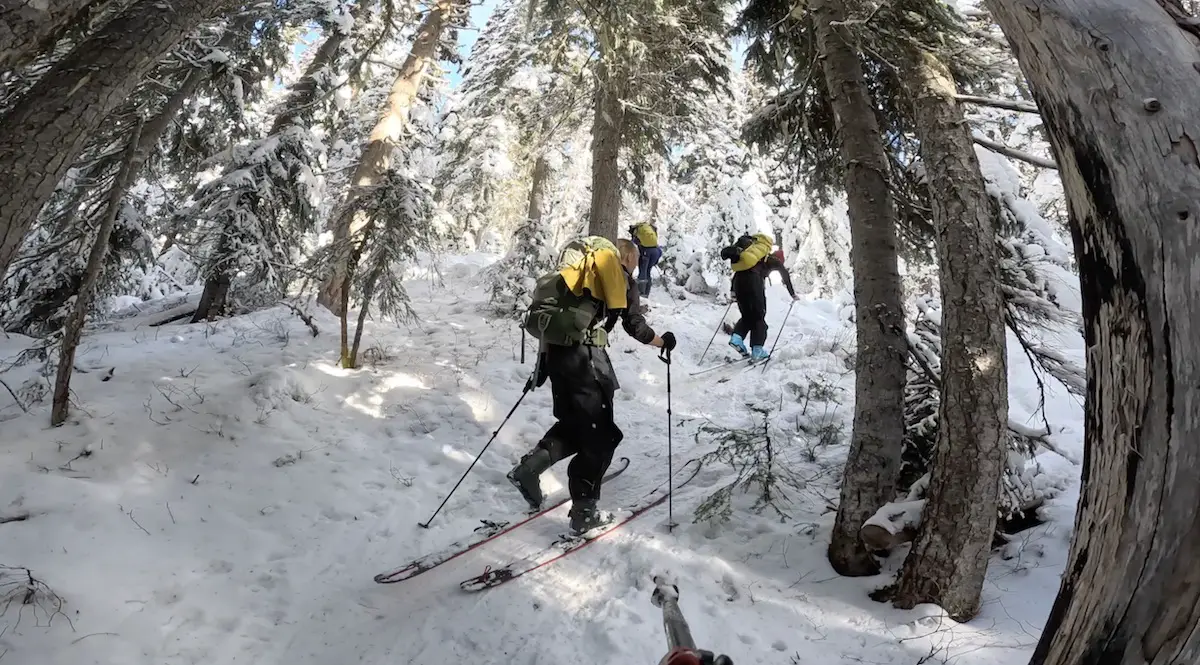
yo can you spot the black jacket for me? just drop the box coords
[721,244,797,298]
[604,269,656,344]
[751,254,797,298]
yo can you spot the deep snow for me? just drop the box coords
[0,253,1083,665]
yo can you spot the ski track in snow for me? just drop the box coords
[0,253,1083,665]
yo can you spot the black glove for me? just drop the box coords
[719,246,739,261]
[660,332,677,352]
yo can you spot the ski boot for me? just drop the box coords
[507,447,554,511]
[728,333,749,358]
[568,499,614,535]
[750,345,770,362]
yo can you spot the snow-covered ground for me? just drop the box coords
[0,253,1083,665]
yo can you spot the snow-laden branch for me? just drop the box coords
[973,134,1058,170]
[954,93,1040,114]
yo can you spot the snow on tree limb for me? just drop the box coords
[973,133,1058,169]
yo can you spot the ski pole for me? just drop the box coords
[418,383,531,528]
[659,346,675,531]
[760,300,796,373]
[651,577,734,665]
[698,302,733,365]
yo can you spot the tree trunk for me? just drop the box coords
[526,154,550,224]
[889,49,1009,622]
[587,53,625,242]
[811,0,908,577]
[0,0,100,71]
[51,121,145,426]
[983,1,1200,662]
[318,0,458,314]
[191,18,351,322]
[347,260,385,368]
[0,0,229,281]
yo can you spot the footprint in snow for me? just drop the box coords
[720,574,739,601]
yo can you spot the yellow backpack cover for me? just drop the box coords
[731,234,773,272]
[634,223,659,248]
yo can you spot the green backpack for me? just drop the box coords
[524,237,620,347]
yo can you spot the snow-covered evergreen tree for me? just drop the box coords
[176,5,366,320]
[0,12,304,333]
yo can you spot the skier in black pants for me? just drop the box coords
[508,239,677,534]
[720,234,798,362]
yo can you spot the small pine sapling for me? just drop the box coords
[333,170,435,368]
[694,405,812,524]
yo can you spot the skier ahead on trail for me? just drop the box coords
[720,233,798,362]
[629,222,662,298]
[511,237,677,534]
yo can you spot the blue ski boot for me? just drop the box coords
[728,334,749,357]
[751,345,770,362]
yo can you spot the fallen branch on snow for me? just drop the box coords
[860,499,925,551]
[280,301,319,337]
[0,378,26,413]
[0,565,71,629]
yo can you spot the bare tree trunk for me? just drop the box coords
[587,52,625,242]
[0,0,228,280]
[526,154,550,224]
[889,49,1009,622]
[337,215,377,366]
[50,121,145,426]
[318,0,458,314]
[811,0,907,577]
[982,1,1200,663]
[0,0,100,71]
[347,260,385,368]
[191,19,351,322]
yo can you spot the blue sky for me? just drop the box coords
[446,0,501,88]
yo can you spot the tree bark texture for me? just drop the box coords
[587,52,625,242]
[0,0,228,281]
[318,0,457,314]
[812,0,908,577]
[191,18,350,322]
[984,1,1200,663]
[890,50,1009,622]
[0,0,100,72]
[51,121,144,426]
[526,154,550,224]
